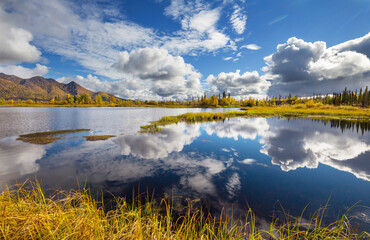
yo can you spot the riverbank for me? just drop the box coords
[0,182,367,239]
[140,105,370,133]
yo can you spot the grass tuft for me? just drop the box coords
[83,135,116,141]
[16,129,90,144]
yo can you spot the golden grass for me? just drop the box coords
[0,181,368,239]
[17,129,90,145]
[140,106,370,133]
[83,135,116,141]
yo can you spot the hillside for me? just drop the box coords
[0,73,115,101]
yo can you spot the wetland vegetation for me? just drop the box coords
[0,181,368,240]
[140,105,370,133]
[17,129,90,145]
[83,135,116,141]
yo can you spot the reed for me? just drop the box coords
[0,181,368,239]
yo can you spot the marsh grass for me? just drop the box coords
[0,181,368,239]
[16,129,90,145]
[83,135,116,141]
[140,106,370,133]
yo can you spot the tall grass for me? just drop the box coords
[0,181,368,239]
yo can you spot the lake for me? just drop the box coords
[0,107,369,231]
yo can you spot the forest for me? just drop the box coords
[1,87,369,108]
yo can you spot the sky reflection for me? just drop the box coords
[0,117,369,229]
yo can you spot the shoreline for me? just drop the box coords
[140,106,370,132]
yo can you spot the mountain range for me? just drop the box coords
[0,73,115,101]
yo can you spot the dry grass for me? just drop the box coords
[17,129,90,145]
[83,135,116,141]
[0,181,368,239]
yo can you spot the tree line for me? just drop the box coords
[0,87,369,108]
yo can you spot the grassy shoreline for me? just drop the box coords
[0,182,368,239]
[140,105,370,133]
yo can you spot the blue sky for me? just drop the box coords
[0,0,369,99]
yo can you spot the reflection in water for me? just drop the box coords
[0,115,369,230]
[0,137,45,186]
[262,119,370,181]
[118,123,201,159]
[325,119,370,134]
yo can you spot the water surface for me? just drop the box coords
[0,107,369,231]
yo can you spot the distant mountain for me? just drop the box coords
[0,73,116,101]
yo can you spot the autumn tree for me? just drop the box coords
[110,95,117,104]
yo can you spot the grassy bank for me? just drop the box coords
[0,182,368,239]
[140,105,370,133]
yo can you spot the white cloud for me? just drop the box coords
[206,70,270,98]
[0,10,41,64]
[264,34,370,96]
[230,4,247,34]
[112,47,202,99]
[0,64,49,78]
[0,0,235,79]
[223,57,233,61]
[241,44,261,50]
[57,48,204,100]
[162,2,231,55]
[187,9,220,33]
[330,32,370,59]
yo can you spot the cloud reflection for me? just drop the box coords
[263,119,370,181]
[0,137,46,185]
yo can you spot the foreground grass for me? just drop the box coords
[141,105,370,133]
[0,182,368,239]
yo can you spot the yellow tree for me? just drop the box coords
[110,95,117,104]
[209,95,218,107]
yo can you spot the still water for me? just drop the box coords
[0,107,369,230]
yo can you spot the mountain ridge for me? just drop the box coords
[0,73,116,101]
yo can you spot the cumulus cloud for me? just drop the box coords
[230,4,247,34]
[206,70,270,98]
[57,47,204,100]
[330,32,370,59]
[0,64,49,78]
[264,34,370,96]
[0,0,235,79]
[0,10,41,64]
[112,47,202,98]
[241,44,261,50]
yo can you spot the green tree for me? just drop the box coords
[95,95,103,105]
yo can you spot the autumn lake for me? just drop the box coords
[0,107,369,231]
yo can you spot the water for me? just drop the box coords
[0,107,369,231]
